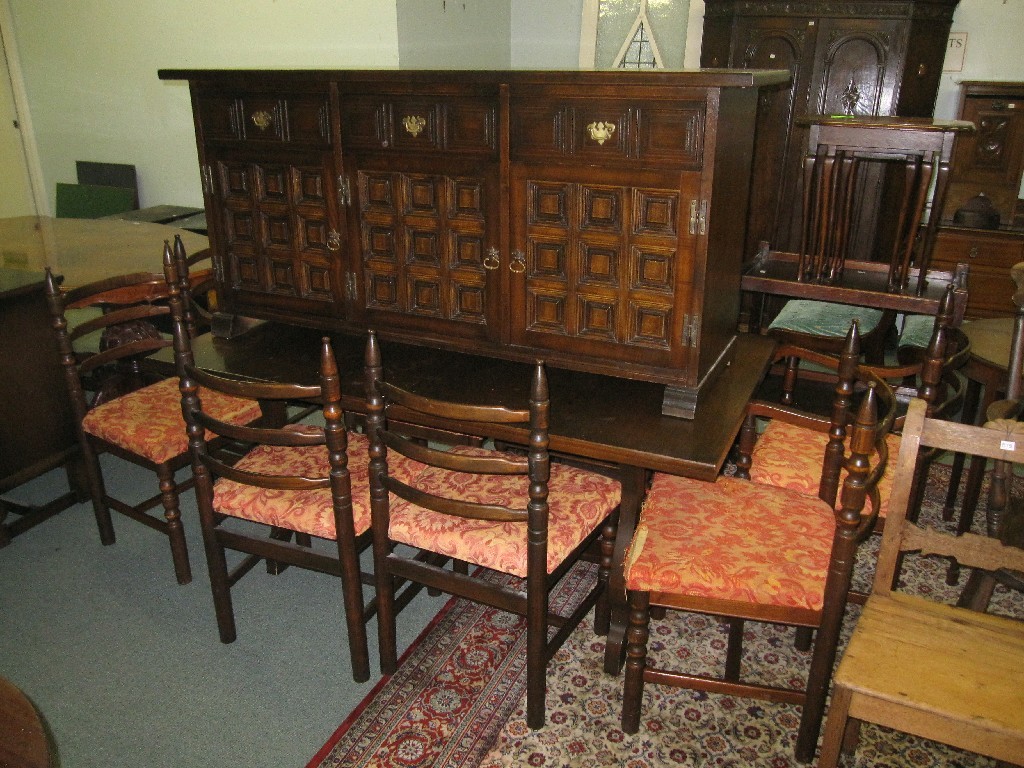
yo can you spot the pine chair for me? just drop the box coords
[44,244,263,585]
[618,323,896,763]
[816,398,1024,768]
[363,330,621,728]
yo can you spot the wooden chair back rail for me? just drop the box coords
[384,476,528,523]
[379,430,526,474]
[68,303,169,339]
[376,379,532,424]
[77,338,171,378]
[185,362,322,403]
[60,271,166,306]
[188,407,325,448]
[198,454,333,493]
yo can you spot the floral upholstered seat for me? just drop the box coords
[749,419,898,519]
[213,432,420,540]
[387,446,621,577]
[81,376,263,465]
[624,472,835,611]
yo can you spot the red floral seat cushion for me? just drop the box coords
[212,432,422,540]
[749,419,897,517]
[625,473,835,611]
[387,447,621,577]
[82,377,262,465]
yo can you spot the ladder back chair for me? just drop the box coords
[363,330,621,728]
[617,322,897,763]
[816,397,1024,767]
[44,242,262,584]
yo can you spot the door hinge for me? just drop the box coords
[201,165,215,196]
[682,314,700,348]
[688,199,708,236]
[338,175,351,206]
[345,272,357,301]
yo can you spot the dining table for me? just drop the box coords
[0,215,208,545]
[145,320,778,672]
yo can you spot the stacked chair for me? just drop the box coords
[363,330,621,727]
[614,322,897,763]
[45,241,262,584]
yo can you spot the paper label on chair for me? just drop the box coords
[1000,440,1016,451]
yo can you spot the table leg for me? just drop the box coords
[603,464,647,675]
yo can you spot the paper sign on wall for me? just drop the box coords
[944,32,967,72]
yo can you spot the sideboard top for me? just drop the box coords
[158,68,791,89]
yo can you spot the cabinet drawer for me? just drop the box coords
[339,95,497,154]
[932,229,1024,270]
[510,97,704,167]
[196,92,332,147]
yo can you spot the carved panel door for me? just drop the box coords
[205,149,344,320]
[509,165,699,375]
[338,90,503,343]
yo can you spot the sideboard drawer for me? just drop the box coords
[196,92,332,147]
[339,95,498,155]
[931,226,1024,317]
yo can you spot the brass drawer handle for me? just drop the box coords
[510,251,526,273]
[586,121,616,145]
[251,110,273,131]
[402,115,426,137]
[969,246,979,259]
[327,230,342,251]
[483,247,500,270]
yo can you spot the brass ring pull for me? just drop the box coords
[251,110,273,131]
[586,121,616,145]
[969,246,979,259]
[510,251,526,273]
[402,115,426,137]
[327,230,342,251]
[483,247,500,270]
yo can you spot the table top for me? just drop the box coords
[149,323,777,479]
[962,316,1014,372]
[0,215,209,295]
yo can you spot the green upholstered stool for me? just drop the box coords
[768,299,884,338]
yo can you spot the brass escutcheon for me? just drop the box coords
[251,110,273,131]
[402,115,427,137]
[586,121,616,145]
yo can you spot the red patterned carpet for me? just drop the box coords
[308,465,1021,768]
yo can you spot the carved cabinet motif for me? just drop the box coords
[163,70,786,417]
[701,0,959,257]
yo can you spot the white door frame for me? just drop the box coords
[1,0,48,216]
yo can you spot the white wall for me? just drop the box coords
[7,0,399,211]
[6,0,1023,213]
[397,0,512,69]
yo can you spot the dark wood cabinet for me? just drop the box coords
[701,0,959,257]
[930,225,1024,318]
[162,69,788,417]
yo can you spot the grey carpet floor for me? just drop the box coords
[0,454,446,768]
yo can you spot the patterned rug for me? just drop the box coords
[308,464,1022,768]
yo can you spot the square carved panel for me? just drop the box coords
[299,216,329,253]
[303,262,333,299]
[448,178,486,220]
[451,280,487,323]
[529,182,570,228]
[360,172,397,213]
[632,246,675,292]
[406,228,441,266]
[578,297,617,340]
[629,301,673,348]
[580,241,620,286]
[531,240,567,279]
[528,290,567,332]
[257,165,290,202]
[408,276,442,316]
[404,175,441,216]
[452,232,486,269]
[633,189,679,237]
[263,214,292,248]
[295,168,327,205]
[364,226,397,262]
[221,163,251,199]
[366,271,400,310]
[233,253,262,289]
[269,258,296,292]
[224,210,256,244]
[581,186,623,232]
